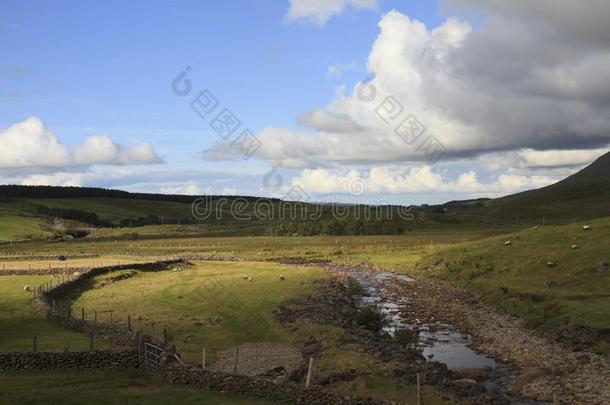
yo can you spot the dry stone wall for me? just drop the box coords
[162,362,395,405]
[0,350,137,371]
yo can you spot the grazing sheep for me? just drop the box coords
[546,261,556,268]
[583,225,591,231]
[279,275,286,281]
[23,285,31,292]
[571,245,578,250]
[247,277,253,282]
[504,240,512,246]
[243,275,249,280]
[73,271,80,277]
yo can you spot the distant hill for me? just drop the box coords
[446,151,610,225]
[558,151,610,184]
[0,185,271,204]
[0,185,426,241]
[1,151,609,240]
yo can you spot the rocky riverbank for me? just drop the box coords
[274,276,515,403]
[387,277,610,404]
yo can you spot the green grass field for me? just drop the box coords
[0,369,277,404]
[0,230,507,273]
[66,261,327,363]
[0,275,114,352]
[62,260,451,403]
[419,217,610,350]
[0,203,49,241]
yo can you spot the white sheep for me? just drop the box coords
[73,271,80,277]
[247,276,253,282]
[571,244,578,250]
[504,240,512,246]
[243,274,249,280]
[546,261,556,268]
[23,285,31,292]
[279,275,286,281]
[583,225,591,231]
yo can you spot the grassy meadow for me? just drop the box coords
[62,260,451,403]
[0,228,509,273]
[419,217,610,352]
[2,212,609,402]
[0,275,114,352]
[0,369,277,404]
[65,261,327,363]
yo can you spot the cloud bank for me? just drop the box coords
[213,2,610,170]
[0,117,162,169]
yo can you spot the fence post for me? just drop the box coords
[90,332,94,350]
[233,347,239,374]
[128,314,132,331]
[33,335,37,352]
[305,357,314,388]
[110,311,113,324]
[416,372,422,405]
[81,307,85,321]
[202,348,206,369]
[94,311,97,323]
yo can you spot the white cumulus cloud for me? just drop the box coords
[210,4,610,169]
[292,166,558,197]
[286,0,379,26]
[0,117,162,169]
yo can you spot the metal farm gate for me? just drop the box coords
[144,342,165,375]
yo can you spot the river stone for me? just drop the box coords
[508,368,553,396]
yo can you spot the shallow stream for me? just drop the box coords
[347,267,546,404]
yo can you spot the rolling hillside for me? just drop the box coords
[419,215,610,354]
[0,151,609,241]
[443,151,610,225]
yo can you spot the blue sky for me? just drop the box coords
[2,0,609,204]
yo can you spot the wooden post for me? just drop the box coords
[202,348,206,369]
[163,329,168,345]
[33,335,37,352]
[233,347,239,374]
[94,311,98,323]
[110,311,113,323]
[81,307,85,320]
[128,314,132,331]
[305,357,314,388]
[90,332,94,350]
[416,372,422,405]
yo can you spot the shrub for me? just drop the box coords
[356,305,389,332]
[394,329,421,353]
[346,277,364,296]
